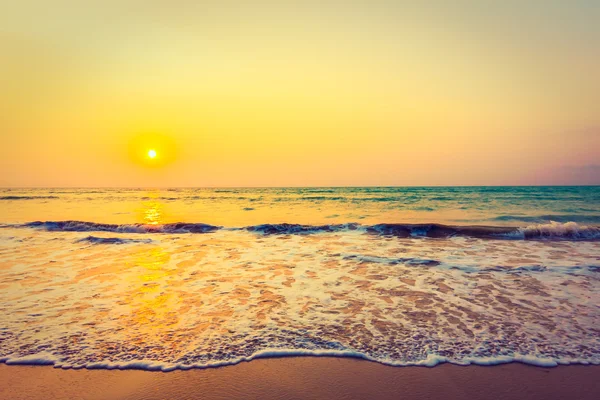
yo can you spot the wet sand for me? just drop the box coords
[1,357,599,400]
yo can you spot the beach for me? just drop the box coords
[3,1,599,398]
[1,187,599,398]
[1,358,599,400]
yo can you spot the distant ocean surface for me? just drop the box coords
[0,187,599,370]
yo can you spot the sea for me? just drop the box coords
[0,186,599,370]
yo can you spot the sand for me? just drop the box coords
[1,358,599,400]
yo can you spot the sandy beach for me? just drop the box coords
[1,357,599,400]
[3,0,599,398]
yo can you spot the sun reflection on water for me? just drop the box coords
[137,192,165,225]
[143,202,163,225]
[120,247,182,346]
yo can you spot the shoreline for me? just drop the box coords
[1,357,599,400]
[3,350,597,371]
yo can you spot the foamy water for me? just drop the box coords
[0,187,599,370]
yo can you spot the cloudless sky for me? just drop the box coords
[1,0,599,187]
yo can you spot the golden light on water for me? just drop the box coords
[122,247,180,340]
[139,192,165,225]
[143,201,163,225]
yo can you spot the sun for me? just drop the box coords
[147,149,157,159]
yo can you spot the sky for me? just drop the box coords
[1,0,599,187]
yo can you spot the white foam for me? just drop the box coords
[3,349,598,371]
[518,221,600,240]
[1,228,598,372]
[4,352,61,366]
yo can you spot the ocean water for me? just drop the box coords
[0,186,599,370]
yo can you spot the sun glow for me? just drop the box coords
[127,132,177,170]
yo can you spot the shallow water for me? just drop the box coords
[0,187,599,369]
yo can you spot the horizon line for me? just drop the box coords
[1,184,599,189]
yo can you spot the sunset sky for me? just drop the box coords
[1,1,599,187]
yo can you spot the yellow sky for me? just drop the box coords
[1,1,599,186]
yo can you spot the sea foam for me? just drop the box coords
[3,349,596,371]
[1,227,598,371]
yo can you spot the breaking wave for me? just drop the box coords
[246,223,360,235]
[516,221,600,240]
[76,235,153,245]
[23,221,220,234]
[9,220,600,240]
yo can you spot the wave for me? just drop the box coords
[340,254,598,273]
[77,235,153,245]
[368,222,600,240]
[24,221,220,234]
[11,221,600,240]
[367,224,518,238]
[247,223,360,235]
[517,221,600,240]
[297,196,348,201]
[0,196,59,200]
[1,348,593,371]
[342,254,441,266]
